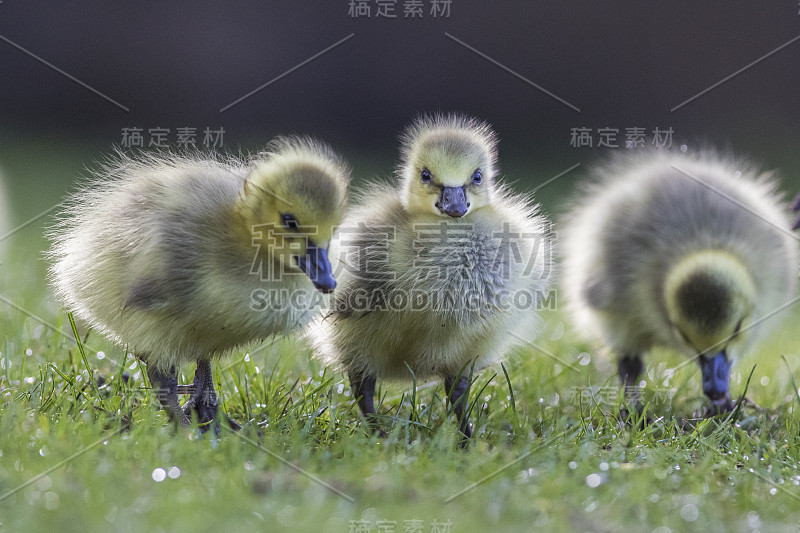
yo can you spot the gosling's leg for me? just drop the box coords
[349,372,382,432]
[183,359,241,434]
[147,364,189,427]
[617,353,644,419]
[444,375,473,440]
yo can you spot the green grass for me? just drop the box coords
[2,250,800,533]
[3,145,800,533]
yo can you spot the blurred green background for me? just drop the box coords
[2,1,800,261]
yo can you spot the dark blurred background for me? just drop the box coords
[1,0,799,259]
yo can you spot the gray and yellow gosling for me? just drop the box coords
[49,138,350,431]
[561,152,798,413]
[310,114,552,439]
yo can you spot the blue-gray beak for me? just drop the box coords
[436,186,469,218]
[699,351,731,406]
[295,241,336,294]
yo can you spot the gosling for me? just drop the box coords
[49,137,350,431]
[560,152,799,413]
[309,114,552,438]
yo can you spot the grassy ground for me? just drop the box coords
[3,247,800,533]
[2,149,800,533]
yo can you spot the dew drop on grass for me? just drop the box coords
[25,348,32,356]
[586,473,602,488]
[760,376,769,386]
[43,492,59,511]
[578,353,591,366]
[105,505,118,524]
[769,488,777,495]
[244,353,250,362]
[168,467,181,479]
[152,468,167,482]
[599,462,609,471]
[35,475,51,491]
[97,351,105,360]
[680,504,698,522]
[568,461,577,469]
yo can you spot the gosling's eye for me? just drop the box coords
[420,168,432,183]
[281,213,299,231]
[472,169,483,184]
[732,318,743,338]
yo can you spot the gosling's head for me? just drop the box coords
[398,114,498,219]
[664,250,755,406]
[242,136,350,293]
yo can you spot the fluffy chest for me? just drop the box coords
[395,219,522,296]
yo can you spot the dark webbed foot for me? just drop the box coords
[349,373,386,436]
[147,363,190,427]
[182,359,240,434]
[444,374,472,442]
[617,353,645,422]
[703,398,734,416]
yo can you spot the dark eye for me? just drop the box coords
[420,168,432,183]
[281,213,299,231]
[472,169,483,184]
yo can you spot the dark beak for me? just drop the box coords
[699,350,732,409]
[435,186,469,218]
[295,241,336,294]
